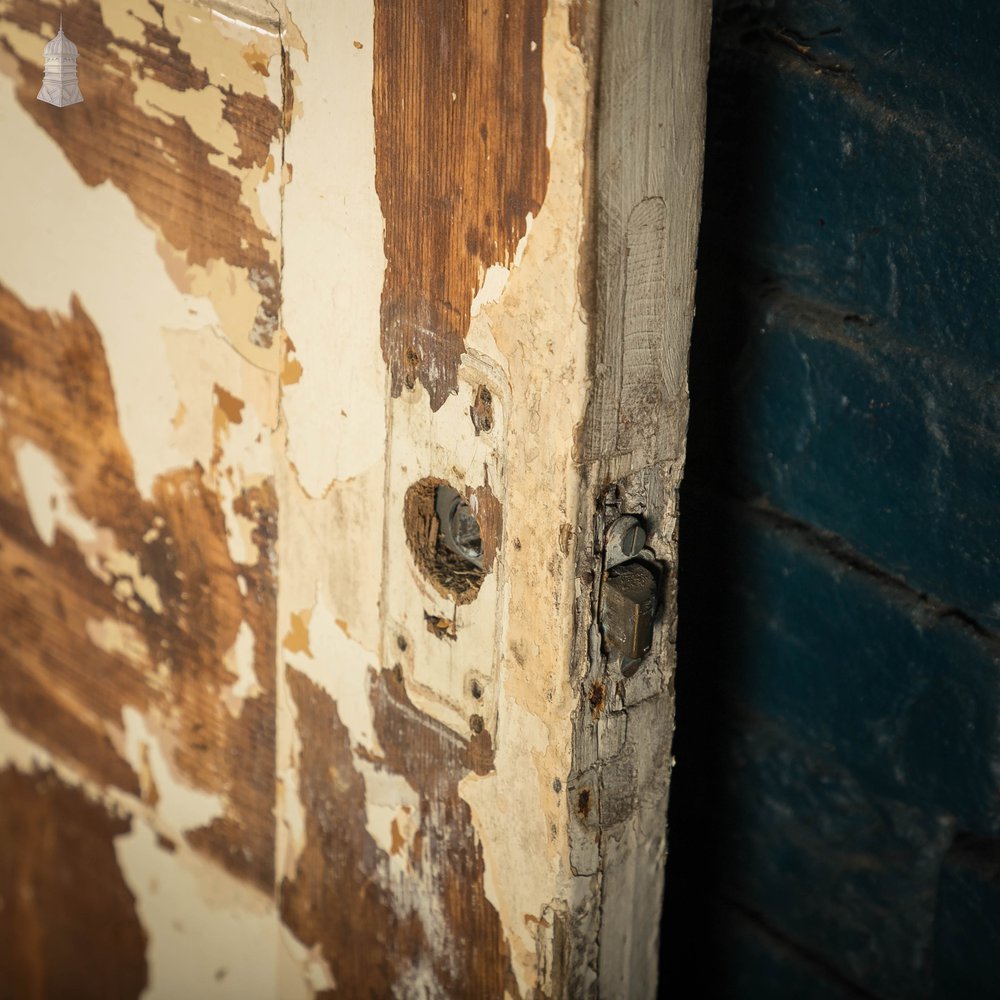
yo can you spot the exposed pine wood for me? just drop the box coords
[569,2,711,996]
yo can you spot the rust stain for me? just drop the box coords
[282,609,313,657]
[242,43,271,77]
[389,817,405,856]
[0,285,277,890]
[214,385,246,427]
[280,334,303,387]
[1,0,284,346]
[282,668,515,996]
[0,768,148,999]
[424,613,457,641]
[588,680,605,719]
[373,0,549,409]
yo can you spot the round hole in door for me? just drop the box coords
[403,478,487,604]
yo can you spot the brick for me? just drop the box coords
[698,500,1000,832]
[704,1,1000,371]
[730,300,1000,628]
[715,719,953,998]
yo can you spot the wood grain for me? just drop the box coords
[567,2,711,996]
[0,284,278,890]
[373,0,549,410]
[281,667,514,999]
[0,767,148,1000]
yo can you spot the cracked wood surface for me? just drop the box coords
[0,1,708,997]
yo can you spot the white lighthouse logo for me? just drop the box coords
[37,17,83,108]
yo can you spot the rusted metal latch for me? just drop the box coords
[599,516,657,677]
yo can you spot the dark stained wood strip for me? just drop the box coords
[373,0,549,410]
[0,767,148,1000]
[281,666,514,999]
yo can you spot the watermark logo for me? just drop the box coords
[37,16,83,108]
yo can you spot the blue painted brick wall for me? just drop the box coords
[662,1,1000,996]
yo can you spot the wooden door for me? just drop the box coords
[0,1,709,996]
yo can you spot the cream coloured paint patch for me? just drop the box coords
[282,593,381,756]
[222,620,261,716]
[104,548,164,614]
[85,617,152,670]
[470,263,511,318]
[451,7,593,995]
[354,759,419,862]
[12,439,100,548]
[0,71,217,498]
[12,439,165,614]
[116,819,314,1000]
[0,720,318,1000]
[121,706,225,835]
[279,0,387,494]
[459,693,562,991]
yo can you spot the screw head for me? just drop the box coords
[605,515,647,568]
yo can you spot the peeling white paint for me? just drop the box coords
[121,707,225,834]
[85,617,152,669]
[0,70,219,498]
[470,263,512,317]
[222,621,261,716]
[280,0,387,493]
[12,439,100,547]
[460,695,563,993]
[283,593,381,756]
[355,759,419,862]
[105,548,165,614]
[116,819,312,1000]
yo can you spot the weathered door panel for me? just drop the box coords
[0,1,709,996]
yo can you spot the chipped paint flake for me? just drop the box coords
[283,595,381,756]
[121,707,224,834]
[115,819,312,1000]
[280,0,387,493]
[222,621,261,716]
[85,618,152,669]
[470,263,512,318]
[12,438,99,548]
[0,72,215,498]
